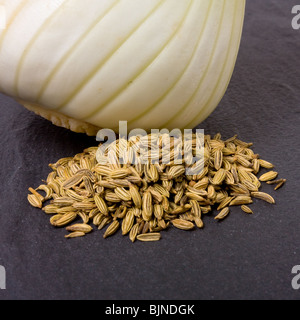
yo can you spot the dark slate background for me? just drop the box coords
[0,0,299,300]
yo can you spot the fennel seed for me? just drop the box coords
[241,205,253,214]
[65,231,86,239]
[28,132,285,243]
[214,207,230,220]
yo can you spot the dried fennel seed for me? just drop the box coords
[214,207,230,220]
[28,133,286,242]
[266,178,286,191]
[65,231,86,239]
[241,205,254,214]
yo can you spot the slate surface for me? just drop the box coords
[0,0,299,300]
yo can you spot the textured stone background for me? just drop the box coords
[0,0,299,300]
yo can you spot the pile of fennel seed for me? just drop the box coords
[27,133,286,242]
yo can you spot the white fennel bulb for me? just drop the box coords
[0,0,246,135]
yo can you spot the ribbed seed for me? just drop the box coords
[129,184,142,208]
[153,184,170,197]
[194,216,204,228]
[52,212,77,227]
[72,201,95,210]
[233,138,253,148]
[252,159,260,174]
[242,180,259,192]
[129,223,139,242]
[185,192,207,202]
[200,205,211,214]
[161,196,170,211]
[241,205,253,214]
[230,167,239,183]
[193,177,209,189]
[171,219,194,230]
[259,171,278,182]
[94,194,108,215]
[212,169,227,185]
[229,196,253,206]
[142,221,150,234]
[157,219,168,230]
[83,177,94,195]
[109,168,131,179]
[66,223,93,233]
[207,185,216,199]
[136,233,161,242]
[103,220,120,238]
[28,187,44,202]
[62,173,84,189]
[186,185,207,196]
[214,149,223,170]
[154,204,164,220]
[122,209,135,235]
[93,213,104,226]
[114,187,132,201]
[238,168,252,183]
[215,207,230,220]
[167,165,185,179]
[132,207,142,217]
[104,191,122,203]
[148,165,160,182]
[251,192,275,204]
[258,159,274,169]
[217,197,234,210]
[89,208,100,219]
[65,231,86,239]
[78,211,89,224]
[50,214,63,226]
[230,183,249,195]
[266,178,285,185]
[148,187,163,202]
[225,171,235,185]
[36,184,53,200]
[235,155,252,168]
[274,179,286,190]
[52,197,75,206]
[98,216,112,230]
[108,178,130,188]
[46,171,56,184]
[27,194,42,208]
[94,165,112,176]
[190,200,201,218]
[56,206,76,214]
[142,191,153,221]
[48,180,60,194]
